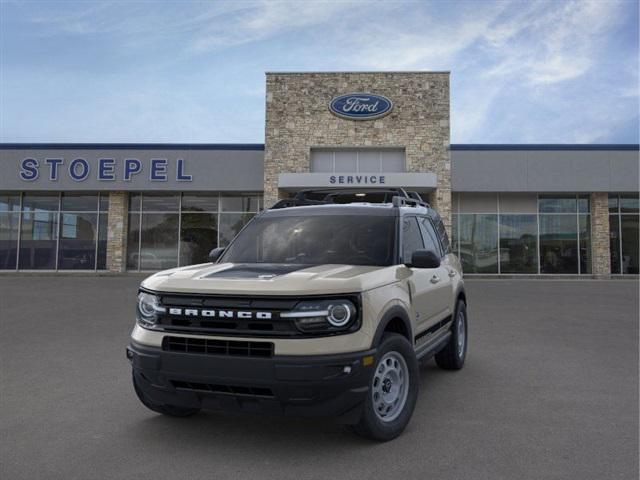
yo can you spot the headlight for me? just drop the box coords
[136,292,165,327]
[282,299,357,333]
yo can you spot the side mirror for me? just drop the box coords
[208,247,225,263]
[408,249,441,269]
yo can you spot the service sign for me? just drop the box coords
[329,93,393,120]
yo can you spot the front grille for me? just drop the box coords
[162,336,274,358]
[151,293,361,338]
[157,294,300,337]
[171,380,274,398]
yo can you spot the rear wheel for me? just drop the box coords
[435,300,467,370]
[132,372,200,417]
[350,333,419,441]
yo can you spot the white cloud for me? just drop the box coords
[4,0,637,143]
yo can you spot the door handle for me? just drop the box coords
[430,274,440,284]
[448,269,457,277]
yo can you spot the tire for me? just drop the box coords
[435,299,467,370]
[132,372,200,417]
[350,333,419,442]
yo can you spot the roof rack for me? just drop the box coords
[271,188,430,209]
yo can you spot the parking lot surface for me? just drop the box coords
[1,276,638,480]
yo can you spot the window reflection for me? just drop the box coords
[19,211,58,269]
[620,215,639,274]
[180,213,218,265]
[58,213,98,269]
[499,215,537,273]
[538,196,577,214]
[139,213,179,270]
[458,214,498,273]
[608,194,639,274]
[539,215,578,274]
[0,212,19,269]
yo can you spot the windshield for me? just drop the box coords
[220,215,397,266]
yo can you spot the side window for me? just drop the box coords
[402,217,424,263]
[432,213,451,254]
[419,217,443,257]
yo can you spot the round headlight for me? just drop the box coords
[327,303,352,327]
[137,292,163,326]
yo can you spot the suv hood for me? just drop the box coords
[141,262,401,295]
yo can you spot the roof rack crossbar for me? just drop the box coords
[391,196,430,208]
[270,188,430,210]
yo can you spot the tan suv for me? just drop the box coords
[127,189,467,441]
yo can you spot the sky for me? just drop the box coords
[0,0,638,144]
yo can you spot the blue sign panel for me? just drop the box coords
[329,93,393,120]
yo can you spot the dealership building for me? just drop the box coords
[0,72,638,276]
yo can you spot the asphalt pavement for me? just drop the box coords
[1,276,638,480]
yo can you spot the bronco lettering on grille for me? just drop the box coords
[167,308,273,320]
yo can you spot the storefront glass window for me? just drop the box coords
[538,195,577,214]
[0,192,21,212]
[499,214,537,273]
[609,194,639,274]
[142,193,180,212]
[0,212,19,269]
[19,210,58,269]
[57,193,103,270]
[220,194,260,213]
[3,192,109,270]
[140,213,179,270]
[127,192,260,271]
[458,214,498,273]
[311,149,406,173]
[609,215,621,274]
[451,213,459,257]
[180,213,218,266]
[127,213,141,270]
[61,193,99,211]
[58,212,98,269]
[539,215,578,274]
[579,215,591,274]
[19,193,58,269]
[620,216,639,274]
[181,193,219,212]
[620,194,639,213]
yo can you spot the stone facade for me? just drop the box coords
[264,72,452,232]
[590,192,611,277]
[106,191,129,272]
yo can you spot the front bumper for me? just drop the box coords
[127,341,376,422]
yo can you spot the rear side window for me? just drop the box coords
[402,217,424,263]
[419,217,443,258]
[431,213,451,254]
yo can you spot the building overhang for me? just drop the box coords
[278,172,437,192]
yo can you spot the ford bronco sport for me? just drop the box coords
[127,189,467,441]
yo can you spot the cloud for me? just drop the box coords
[2,0,637,143]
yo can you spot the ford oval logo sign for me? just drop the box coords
[329,93,393,120]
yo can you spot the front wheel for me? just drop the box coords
[350,333,419,441]
[435,299,467,370]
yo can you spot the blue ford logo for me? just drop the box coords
[329,93,393,120]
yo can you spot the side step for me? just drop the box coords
[415,330,451,361]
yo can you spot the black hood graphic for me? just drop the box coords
[204,264,311,279]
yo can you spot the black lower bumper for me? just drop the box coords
[127,341,376,422]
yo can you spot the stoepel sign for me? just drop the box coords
[329,93,393,120]
[19,157,192,182]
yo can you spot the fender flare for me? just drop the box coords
[371,305,413,347]
[455,285,467,307]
